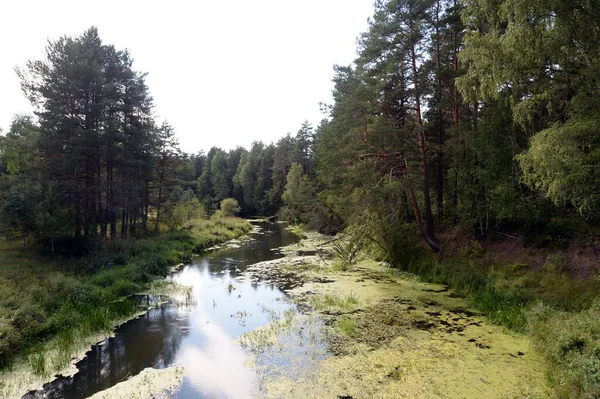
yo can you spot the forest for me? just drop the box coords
[1,0,600,398]
[3,0,600,253]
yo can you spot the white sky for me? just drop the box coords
[0,0,374,153]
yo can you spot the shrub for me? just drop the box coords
[219,198,240,217]
[529,302,600,398]
[543,252,567,273]
[460,239,484,258]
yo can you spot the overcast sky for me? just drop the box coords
[0,0,374,153]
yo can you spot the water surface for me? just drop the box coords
[25,222,301,399]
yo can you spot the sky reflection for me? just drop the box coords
[25,222,299,399]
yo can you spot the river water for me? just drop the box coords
[25,222,309,399]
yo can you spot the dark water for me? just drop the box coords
[25,222,301,399]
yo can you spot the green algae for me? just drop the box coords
[88,366,184,399]
[306,291,360,314]
[242,231,551,398]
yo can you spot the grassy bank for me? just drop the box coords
[396,247,600,398]
[283,224,599,397]
[0,216,251,376]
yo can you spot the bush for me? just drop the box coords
[529,302,600,398]
[543,252,567,273]
[108,279,140,298]
[460,239,484,258]
[219,198,240,217]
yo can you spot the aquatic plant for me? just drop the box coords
[0,216,252,374]
[336,317,356,337]
[307,292,360,313]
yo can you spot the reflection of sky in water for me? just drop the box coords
[170,260,292,398]
[25,223,301,399]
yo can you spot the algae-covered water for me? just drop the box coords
[20,224,549,399]
[23,222,304,399]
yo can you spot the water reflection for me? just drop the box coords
[25,222,299,399]
[24,302,189,399]
[175,320,257,398]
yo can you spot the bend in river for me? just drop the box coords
[25,222,305,399]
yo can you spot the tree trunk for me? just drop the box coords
[435,0,444,228]
[406,178,441,253]
[109,162,116,238]
[410,43,436,241]
[154,168,164,233]
[451,5,461,225]
[142,175,149,233]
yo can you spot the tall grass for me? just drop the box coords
[392,251,600,398]
[528,302,600,398]
[307,292,360,313]
[0,216,252,370]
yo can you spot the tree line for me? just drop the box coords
[2,0,600,259]
[281,0,600,260]
[0,28,184,252]
[0,24,316,254]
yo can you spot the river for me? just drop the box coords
[24,222,304,399]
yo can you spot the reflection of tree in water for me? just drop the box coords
[206,224,299,275]
[23,223,301,399]
[24,300,189,399]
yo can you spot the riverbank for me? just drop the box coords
[88,366,184,399]
[242,229,553,398]
[0,216,251,398]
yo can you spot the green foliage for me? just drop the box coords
[281,163,326,229]
[162,189,205,231]
[219,198,240,217]
[529,302,600,399]
[0,181,40,239]
[0,115,40,175]
[210,150,232,202]
[459,240,484,259]
[0,216,251,370]
[331,238,361,270]
[459,0,600,231]
[519,119,600,221]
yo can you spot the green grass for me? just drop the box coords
[28,352,48,377]
[528,302,600,398]
[336,317,356,337]
[307,292,360,313]
[392,250,600,398]
[0,216,252,370]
